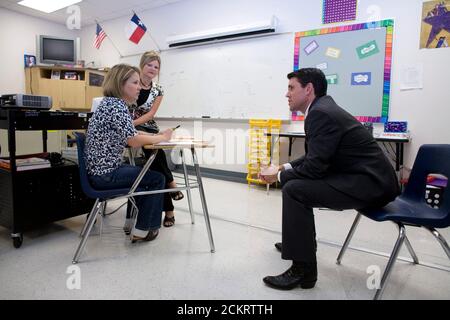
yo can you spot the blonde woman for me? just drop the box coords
[86,64,173,242]
[128,51,182,228]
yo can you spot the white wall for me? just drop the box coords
[77,0,450,173]
[0,8,78,93]
[0,8,77,156]
[2,1,449,170]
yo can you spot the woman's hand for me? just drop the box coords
[160,128,173,141]
[137,130,154,136]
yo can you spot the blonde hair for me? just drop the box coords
[102,64,140,98]
[139,50,161,73]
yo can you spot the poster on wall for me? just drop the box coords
[322,0,357,24]
[24,54,36,67]
[420,0,450,49]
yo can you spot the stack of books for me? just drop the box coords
[0,157,51,171]
[64,72,78,80]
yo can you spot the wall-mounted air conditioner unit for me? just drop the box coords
[166,16,278,48]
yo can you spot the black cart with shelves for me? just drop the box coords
[0,109,94,248]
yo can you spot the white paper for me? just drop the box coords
[156,139,205,146]
[316,62,328,70]
[400,65,423,90]
[325,47,341,59]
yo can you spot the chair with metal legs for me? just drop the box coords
[72,132,157,264]
[336,144,450,300]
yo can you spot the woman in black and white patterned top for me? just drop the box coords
[128,51,182,228]
[86,64,173,242]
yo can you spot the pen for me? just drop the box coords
[172,125,181,130]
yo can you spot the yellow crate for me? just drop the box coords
[246,173,267,185]
[247,118,282,186]
[249,119,272,127]
[270,119,282,127]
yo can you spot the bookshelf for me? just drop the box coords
[25,66,108,111]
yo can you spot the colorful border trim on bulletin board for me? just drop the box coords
[292,19,394,123]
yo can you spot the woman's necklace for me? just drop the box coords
[140,78,152,90]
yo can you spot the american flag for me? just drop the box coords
[94,23,107,49]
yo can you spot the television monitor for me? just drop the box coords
[39,35,76,65]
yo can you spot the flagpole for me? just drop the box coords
[95,19,124,58]
[147,32,161,52]
[132,10,161,52]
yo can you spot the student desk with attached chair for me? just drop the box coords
[73,138,215,263]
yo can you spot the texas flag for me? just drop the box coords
[125,13,147,44]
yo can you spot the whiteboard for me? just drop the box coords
[156,33,294,120]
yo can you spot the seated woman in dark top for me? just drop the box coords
[86,63,173,242]
[128,51,182,228]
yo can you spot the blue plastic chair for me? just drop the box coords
[336,144,450,300]
[72,132,138,264]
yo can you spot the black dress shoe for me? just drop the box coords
[275,242,282,252]
[263,263,317,290]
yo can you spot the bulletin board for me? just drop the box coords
[292,19,394,122]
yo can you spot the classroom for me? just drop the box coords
[0,0,449,303]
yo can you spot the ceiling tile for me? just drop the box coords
[0,0,185,27]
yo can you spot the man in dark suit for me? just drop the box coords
[261,68,400,290]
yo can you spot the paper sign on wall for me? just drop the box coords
[326,74,339,85]
[420,0,450,49]
[351,72,371,85]
[323,0,357,24]
[356,40,380,59]
[316,62,328,70]
[400,65,423,90]
[326,47,341,58]
[304,40,319,55]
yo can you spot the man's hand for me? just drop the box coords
[260,173,278,184]
[259,164,279,184]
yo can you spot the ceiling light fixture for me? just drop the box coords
[18,0,83,14]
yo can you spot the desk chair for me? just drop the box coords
[336,144,450,300]
[91,97,103,112]
[72,132,149,264]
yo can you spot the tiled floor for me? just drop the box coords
[0,176,449,299]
